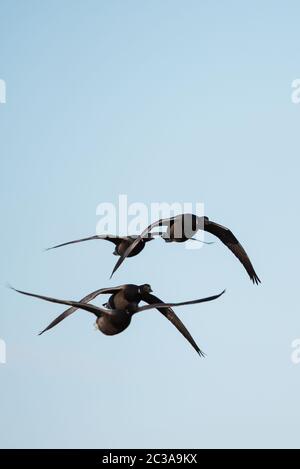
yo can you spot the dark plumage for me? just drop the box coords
[46,235,155,258]
[10,285,225,356]
[111,213,261,284]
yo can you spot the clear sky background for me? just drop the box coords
[1,0,300,449]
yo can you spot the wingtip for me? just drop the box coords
[8,285,25,295]
[110,260,121,279]
[251,274,261,285]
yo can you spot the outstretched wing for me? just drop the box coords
[137,290,225,355]
[110,217,176,278]
[37,285,127,335]
[11,285,128,334]
[136,290,225,313]
[204,219,261,284]
[141,291,205,356]
[10,286,112,318]
[46,235,123,251]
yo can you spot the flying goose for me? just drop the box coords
[110,214,261,284]
[46,234,155,257]
[10,285,225,356]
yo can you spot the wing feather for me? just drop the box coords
[46,235,123,251]
[204,220,261,284]
[139,290,225,356]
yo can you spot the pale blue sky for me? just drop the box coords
[1,0,300,448]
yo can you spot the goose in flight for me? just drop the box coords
[46,234,155,258]
[110,213,261,284]
[10,285,225,356]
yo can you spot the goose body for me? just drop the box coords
[96,309,132,335]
